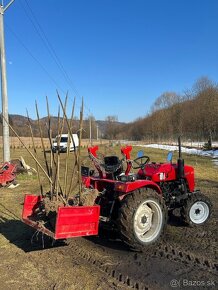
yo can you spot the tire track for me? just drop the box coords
[68,240,150,290]
[66,235,217,290]
[165,220,218,261]
[155,242,218,273]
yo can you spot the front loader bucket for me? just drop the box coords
[22,194,100,239]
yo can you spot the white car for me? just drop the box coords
[52,134,79,152]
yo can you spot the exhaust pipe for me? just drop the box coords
[177,136,184,179]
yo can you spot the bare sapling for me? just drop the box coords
[26,109,43,196]
[35,101,50,177]
[63,97,76,196]
[46,96,55,198]
[57,93,79,200]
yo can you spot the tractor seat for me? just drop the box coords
[103,156,123,175]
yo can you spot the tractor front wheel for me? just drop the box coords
[118,188,167,250]
[181,193,212,226]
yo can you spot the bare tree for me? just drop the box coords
[104,115,119,139]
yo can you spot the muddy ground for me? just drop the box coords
[0,147,217,290]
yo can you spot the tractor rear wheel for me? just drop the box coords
[118,188,167,250]
[181,193,212,226]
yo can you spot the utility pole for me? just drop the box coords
[89,116,92,145]
[96,124,98,141]
[0,0,14,162]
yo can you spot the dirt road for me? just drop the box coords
[0,179,217,290]
[0,146,217,290]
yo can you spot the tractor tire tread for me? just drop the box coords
[118,188,167,251]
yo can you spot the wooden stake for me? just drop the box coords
[56,94,68,195]
[78,97,84,204]
[63,97,75,196]
[26,109,43,196]
[35,101,50,176]
[55,107,61,201]
[57,93,79,199]
[46,96,55,198]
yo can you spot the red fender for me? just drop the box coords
[115,179,162,200]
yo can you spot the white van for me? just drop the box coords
[52,134,79,152]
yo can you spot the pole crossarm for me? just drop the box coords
[3,0,15,13]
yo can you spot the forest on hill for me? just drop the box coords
[0,77,217,145]
[105,77,218,144]
[0,113,122,141]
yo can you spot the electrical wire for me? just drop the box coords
[5,22,90,120]
[5,2,99,133]
[21,0,81,97]
[6,24,97,133]
[5,22,66,95]
[20,0,93,117]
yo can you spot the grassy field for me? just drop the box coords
[7,143,218,193]
[0,144,217,290]
[0,137,110,148]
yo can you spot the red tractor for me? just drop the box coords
[22,138,211,250]
[81,137,212,249]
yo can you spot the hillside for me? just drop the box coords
[111,77,218,143]
[0,114,125,139]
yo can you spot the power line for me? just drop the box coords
[20,0,80,97]
[5,22,67,95]
[20,0,93,117]
[6,23,90,120]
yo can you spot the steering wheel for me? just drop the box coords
[132,155,150,169]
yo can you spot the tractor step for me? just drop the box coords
[22,194,100,239]
[99,215,110,222]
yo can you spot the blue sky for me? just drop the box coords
[2,0,218,122]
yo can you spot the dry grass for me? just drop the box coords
[10,144,218,190]
[0,144,217,290]
[0,143,217,230]
[0,137,109,148]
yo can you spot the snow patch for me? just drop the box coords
[138,144,218,159]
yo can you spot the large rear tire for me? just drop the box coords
[117,188,167,250]
[181,193,212,226]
